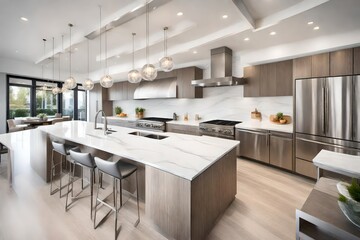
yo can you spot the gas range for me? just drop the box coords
[136,117,173,132]
[199,119,242,139]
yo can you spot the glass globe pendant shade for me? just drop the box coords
[83,78,94,91]
[61,85,69,93]
[141,64,157,81]
[128,69,142,83]
[159,56,174,72]
[52,87,61,95]
[64,76,77,89]
[100,74,113,88]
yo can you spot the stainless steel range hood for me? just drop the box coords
[134,78,177,99]
[191,47,246,87]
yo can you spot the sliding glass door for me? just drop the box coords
[9,85,31,118]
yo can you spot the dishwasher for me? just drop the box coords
[236,128,270,163]
[269,131,293,171]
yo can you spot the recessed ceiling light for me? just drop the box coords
[307,21,314,25]
[116,55,120,58]
[244,37,250,41]
[313,26,320,30]
[222,15,228,19]
[15,50,19,53]
[270,31,276,36]
[177,12,183,16]
[193,50,197,54]
[113,17,120,21]
[20,17,28,22]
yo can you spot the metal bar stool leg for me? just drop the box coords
[50,149,55,195]
[135,171,140,226]
[90,168,94,219]
[65,161,75,211]
[120,179,123,206]
[114,178,118,240]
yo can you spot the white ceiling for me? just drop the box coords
[1,0,360,83]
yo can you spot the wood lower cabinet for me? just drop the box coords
[166,123,200,136]
[295,158,317,179]
[330,49,353,76]
[355,47,360,75]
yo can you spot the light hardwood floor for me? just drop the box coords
[0,156,314,240]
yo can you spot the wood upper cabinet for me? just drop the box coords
[89,83,112,121]
[127,82,139,100]
[311,53,329,77]
[176,67,203,98]
[259,63,277,96]
[293,56,312,79]
[355,47,360,75]
[107,82,131,101]
[330,49,354,76]
[244,60,293,97]
[244,66,260,97]
[276,60,293,96]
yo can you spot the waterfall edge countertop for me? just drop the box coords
[313,149,360,178]
[235,119,293,133]
[37,121,239,180]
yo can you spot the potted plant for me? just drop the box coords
[276,112,287,124]
[115,106,122,116]
[37,113,48,121]
[135,107,145,118]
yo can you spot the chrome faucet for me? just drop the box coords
[94,110,108,135]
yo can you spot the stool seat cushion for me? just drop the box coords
[69,150,96,169]
[52,141,79,155]
[95,157,137,179]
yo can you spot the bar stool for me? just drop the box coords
[94,157,140,240]
[0,143,8,164]
[65,149,97,219]
[50,141,79,197]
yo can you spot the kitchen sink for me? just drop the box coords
[128,131,168,140]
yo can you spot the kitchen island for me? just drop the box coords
[0,121,238,240]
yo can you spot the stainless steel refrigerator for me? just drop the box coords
[295,76,360,177]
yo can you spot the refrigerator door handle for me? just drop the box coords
[354,78,357,141]
[325,86,329,134]
[322,86,326,134]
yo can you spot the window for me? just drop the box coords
[7,75,87,121]
[36,82,58,116]
[9,85,31,118]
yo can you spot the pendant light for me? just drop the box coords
[83,39,94,90]
[128,33,142,83]
[159,27,174,72]
[51,37,61,95]
[41,38,48,91]
[141,0,157,81]
[64,23,77,90]
[99,6,113,88]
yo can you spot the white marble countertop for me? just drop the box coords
[235,119,293,133]
[167,120,200,127]
[36,121,238,181]
[313,150,360,178]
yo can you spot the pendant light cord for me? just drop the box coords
[146,0,149,64]
[52,37,55,82]
[163,27,168,57]
[105,26,108,72]
[99,5,104,75]
[132,33,136,69]
[87,39,90,78]
[42,39,46,81]
[68,24,72,77]
[59,35,63,81]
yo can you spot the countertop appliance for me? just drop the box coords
[199,119,241,139]
[136,117,173,132]
[295,76,360,175]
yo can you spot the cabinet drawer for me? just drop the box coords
[166,124,200,136]
[296,158,317,179]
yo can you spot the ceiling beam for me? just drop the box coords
[254,0,330,31]
[231,0,255,29]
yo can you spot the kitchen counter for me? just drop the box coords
[313,149,360,179]
[0,120,238,239]
[37,121,237,180]
[235,119,293,133]
[106,116,138,121]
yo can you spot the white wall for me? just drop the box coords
[113,86,292,121]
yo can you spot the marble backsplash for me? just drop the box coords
[112,85,293,122]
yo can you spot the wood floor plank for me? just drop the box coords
[0,157,314,240]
